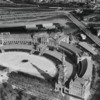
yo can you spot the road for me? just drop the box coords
[0,8,100,48]
[62,11,100,47]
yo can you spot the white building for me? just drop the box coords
[69,77,91,100]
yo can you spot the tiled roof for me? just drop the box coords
[59,41,82,56]
[79,42,97,55]
[74,78,86,86]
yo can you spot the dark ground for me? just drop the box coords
[0,82,37,100]
[89,61,100,100]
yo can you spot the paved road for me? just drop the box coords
[1,9,100,48]
[62,11,100,47]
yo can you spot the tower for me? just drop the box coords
[55,52,65,96]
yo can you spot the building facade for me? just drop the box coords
[69,77,91,100]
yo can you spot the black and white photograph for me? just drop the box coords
[0,0,99,100]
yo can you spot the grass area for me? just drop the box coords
[0,82,46,100]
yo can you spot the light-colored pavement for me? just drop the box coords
[0,52,57,79]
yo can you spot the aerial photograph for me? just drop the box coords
[0,0,100,100]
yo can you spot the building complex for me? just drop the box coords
[0,2,99,100]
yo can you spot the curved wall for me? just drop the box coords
[77,58,88,77]
[0,34,87,82]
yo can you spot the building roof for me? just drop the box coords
[1,34,32,40]
[43,49,63,61]
[79,42,97,55]
[72,78,86,87]
[59,41,82,56]
[75,78,86,84]
[57,35,69,44]
[69,77,88,98]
